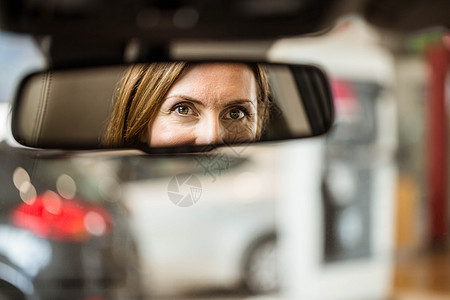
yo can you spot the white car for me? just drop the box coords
[122,146,279,297]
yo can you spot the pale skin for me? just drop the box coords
[147,63,259,147]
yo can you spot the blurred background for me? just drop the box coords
[0,15,449,300]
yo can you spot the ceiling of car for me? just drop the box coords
[1,0,447,37]
[0,0,342,39]
[0,0,447,67]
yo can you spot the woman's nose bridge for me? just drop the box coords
[197,112,222,144]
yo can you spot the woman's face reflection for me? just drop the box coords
[147,63,258,147]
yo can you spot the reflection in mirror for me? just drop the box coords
[103,63,269,148]
[12,62,334,151]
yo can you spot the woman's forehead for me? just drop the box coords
[166,62,258,106]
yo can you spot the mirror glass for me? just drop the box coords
[12,62,334,152]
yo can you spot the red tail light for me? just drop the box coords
[331,79,359,117]
[11,190,112,243]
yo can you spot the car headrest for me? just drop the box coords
[13,66,126,148]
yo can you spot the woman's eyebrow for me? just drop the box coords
[223,99,256,110]
[165,95,205,107]
[224,99,254,106]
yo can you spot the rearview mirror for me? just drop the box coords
[12,62,334,152]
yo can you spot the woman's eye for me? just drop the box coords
[225,108,246,120]
[173,104,194,116]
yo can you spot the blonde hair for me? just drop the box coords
[103,62,270,147]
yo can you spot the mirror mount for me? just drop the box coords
[41,36,278,69]
[37,36,174,69]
